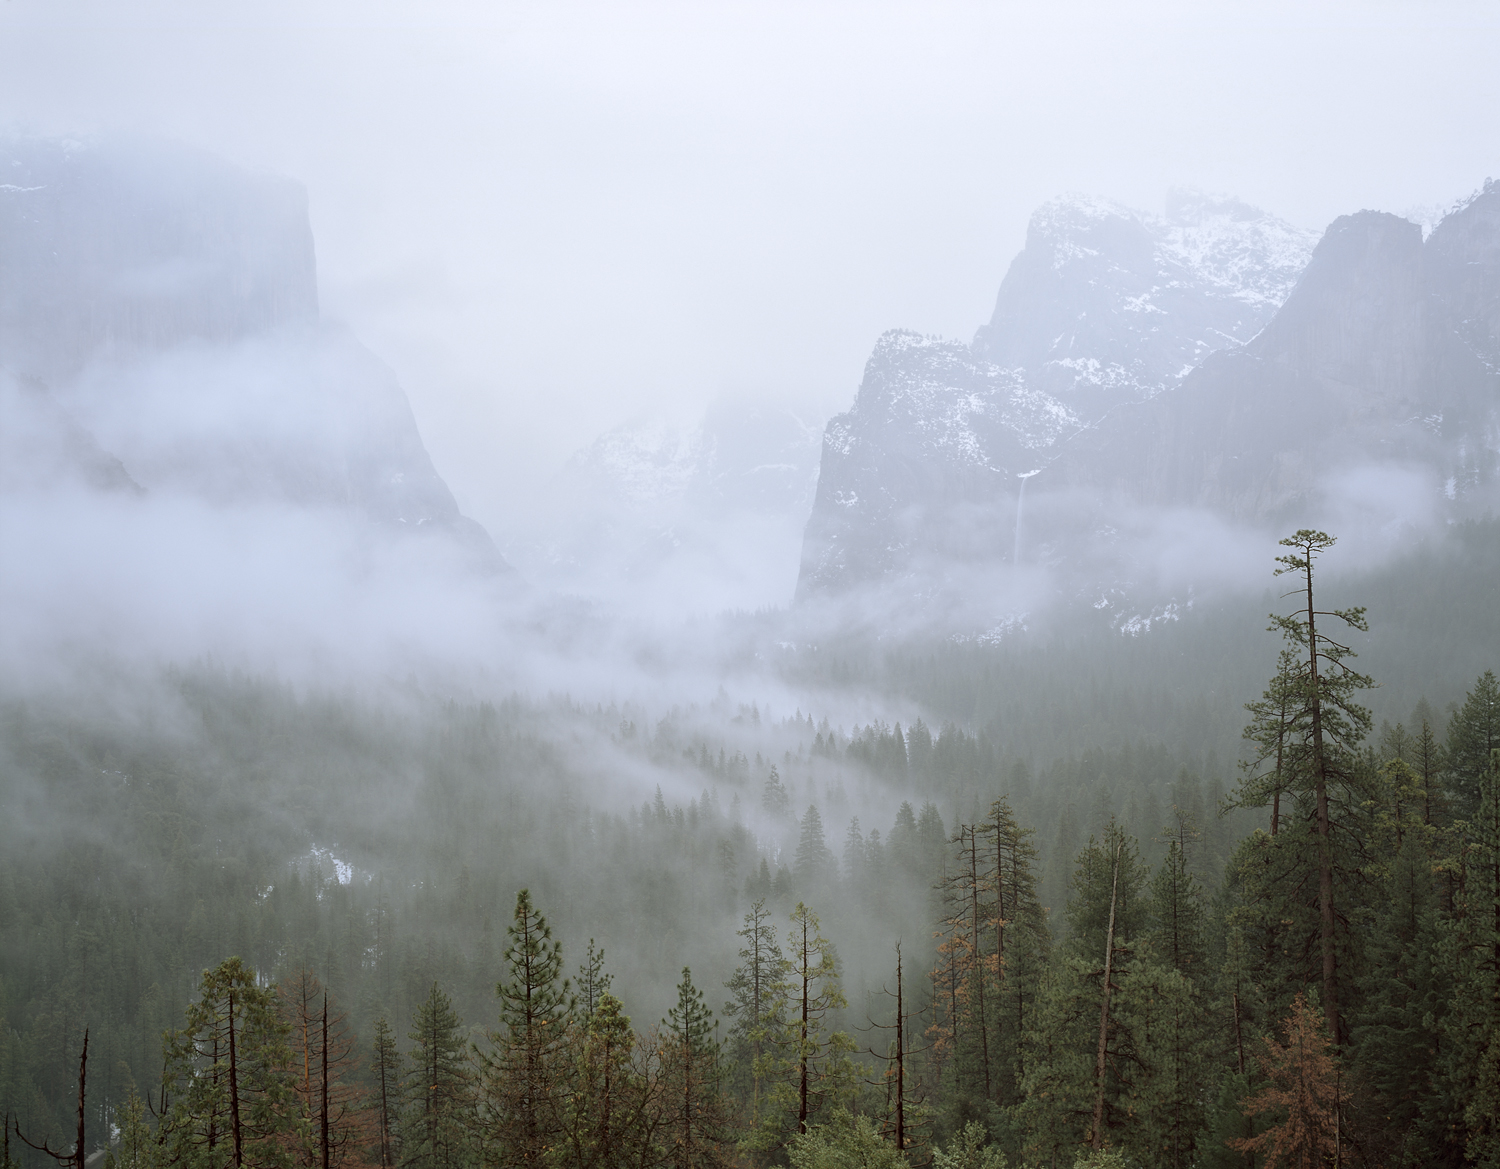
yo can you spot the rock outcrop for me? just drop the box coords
[0,136,499,565]
[799,192,1321,597]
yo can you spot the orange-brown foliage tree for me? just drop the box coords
[1230,993,1341,1169]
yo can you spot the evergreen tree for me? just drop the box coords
[1229,993,1341,1169]
[662,968,725,1169]
[763,769,790,819]
[796,807,835,892]
[722,899,792,1126]
[757,904,854,1147]
[985,795,1049,1119]
[158,958,297,1169]
[565,993,649,1169]
[1347,824,1450,1167]
[277,972,366,1169]
[1262,529,1374,1046]
[933,822,993,1118]
[1016,823,1150,1162]
[402,984,471,1169]
[1447,670,1500,818]
[1438,746,1500,1166]
[1146,834,1208,986]
[1234,650,1303,837]
[481,890,573,1169]
[786,1109,910,1169]
[369,1019,402,1169]
[576,941,613,1022]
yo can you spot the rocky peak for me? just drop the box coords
[1251,210,1425,403]
[0,135,499,568]
[972,191,1317,418]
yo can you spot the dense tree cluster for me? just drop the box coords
[3,530,1499,1166]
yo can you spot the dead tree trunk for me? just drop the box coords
[1090,843,1122,1151]
[14,1030,88,1169]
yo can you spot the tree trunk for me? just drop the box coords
[1091,841,1122,1150]
[798,913,810,1135]
[1303,570,1341,1046]
[894,947,905,1154]
[320,996,330,1169]
[73,1030,87,1169]
[228,990,244,1169]
[966,827,992,1102]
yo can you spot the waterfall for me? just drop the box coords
[1013,470,1039,566]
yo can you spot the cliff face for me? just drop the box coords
[1049,192,1500,523]
[973,191,1315,416]
[798,193,1319,597]
[1,137,318,385]
[0,136,498,562]
[798,185,1500,603]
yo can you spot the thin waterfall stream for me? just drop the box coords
[1013,469,1040,565]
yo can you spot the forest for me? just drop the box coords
[1,529,1498,1169]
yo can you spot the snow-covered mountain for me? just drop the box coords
[0,135,498,564]
[798,184,1500,612]
[799,192,1319,598]
[972,190,1318,416]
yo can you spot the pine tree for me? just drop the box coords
[786,1109,910,1169]
[1438,746,1500,1166]
[1347,823,1449,1167]
[576,941,613,1022]
[565,993,648,1169]
[1447,670,1500,819]
[1234,650,1303,836]
[934,823,993,1114]
[662,968,725,1169]
[1265,530,1373,1046]
[1146,834,1208,986]
[481,890,573,1169]
[1230,993,1341,1169]
[158,958,297,1169]
[985,795,1049,1116]
[402,984,471,1169]
[369,1019,402,1169]
[763,769,790,819]
[722,899,792,1126]
[796,807,835,892]
[756,904,854,1146]
[1016,822,1150,1162]
[1227,531,1373,1047]
[113,1088,157,1169]
[277,972,366,1169]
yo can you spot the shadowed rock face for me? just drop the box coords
[0,137,319,385]
[799,185,1500,602]
[1049,193,1500,523]
[798,193,1318,598]
[0,136,500,567]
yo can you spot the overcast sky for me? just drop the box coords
[2,1,1497,537]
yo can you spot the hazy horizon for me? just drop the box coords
[4,1,1497,554]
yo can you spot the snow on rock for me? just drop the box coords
[799,189,1319,599]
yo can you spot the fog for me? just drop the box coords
[2,5,1499,1146]
[3,2,1496,532]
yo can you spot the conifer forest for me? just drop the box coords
[5,21,1500,1166]
[3,526,1499,1169]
